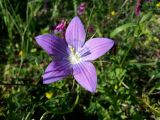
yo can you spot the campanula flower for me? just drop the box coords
[35,16,114,92]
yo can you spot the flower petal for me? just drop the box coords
[35,34,68,59]
[43,61,72,84]
[65,16,86,50]
[73,62,97,93]
[80,38,114,61]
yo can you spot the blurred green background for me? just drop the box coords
[0,0,160,119]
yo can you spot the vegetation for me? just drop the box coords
[0,0,160,119]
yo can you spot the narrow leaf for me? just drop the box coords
[110,23,137,38]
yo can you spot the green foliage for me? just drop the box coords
[0,0,160,119]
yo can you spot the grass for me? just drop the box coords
[0,0,160,119]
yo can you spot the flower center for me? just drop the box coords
[68,46,81,64]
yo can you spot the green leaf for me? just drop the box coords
[139,12,152,23]
[155,83,160,90]
[110,23,137,38]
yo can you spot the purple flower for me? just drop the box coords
[50,20,66,34]
[35,16,114,92]
[87,24,94,33]
[77,2,87,16]
[135,0,141,16]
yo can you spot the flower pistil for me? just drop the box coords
[68,46,81,64]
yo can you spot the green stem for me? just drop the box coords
[120,39,136,67]
[40,111,53,120]
[142,98,160,115]
[73,0,77,16]
[86,4,95,37]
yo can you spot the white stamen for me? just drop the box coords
[68,46,81,64]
